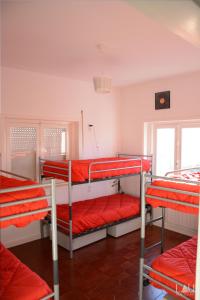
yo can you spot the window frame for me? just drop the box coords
[40,123,69,160]
[145,119,200,175]
[1,117,77,180]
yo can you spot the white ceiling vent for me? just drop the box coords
[93,77,112,94]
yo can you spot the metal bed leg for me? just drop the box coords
[39,158,45,240]
[39,157,42,183]
[51,179,59,300]
[195,196,200,300]
[150,205,153,222]
[68,160,73,259]
[69,215,73,259]
[145,204,153,224]
[139,257,144,300]
[139,172,146,300]
[161,207,165,254]
[40,220,44,239]
[117,179,121,193]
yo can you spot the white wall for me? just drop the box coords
[1,66,121,247]
[2,67,120,158]
[119,70,200,236]
[119,70,200,154]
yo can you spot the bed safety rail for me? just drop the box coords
[165,166,200,177]
[39,154,152,184]
[39,158,69,182]
[0,169,31,180]
[88,157,144,184]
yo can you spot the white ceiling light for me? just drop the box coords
[93,44,112,94]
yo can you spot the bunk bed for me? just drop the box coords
[39,154,152,258]
[139,168,200,300]
[0,170,59,300]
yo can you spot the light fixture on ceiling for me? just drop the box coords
[93,44,112,94]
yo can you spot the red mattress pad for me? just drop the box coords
[150,236,197,299]
[56,193,140,234]
[0,242,52,300]
[0,175,48,228]
[146,180,200,214]
[43,157,151,182]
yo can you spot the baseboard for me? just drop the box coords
[156,221,197,237]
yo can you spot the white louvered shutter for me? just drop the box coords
[9,126,38,180]
[42,127,67,160]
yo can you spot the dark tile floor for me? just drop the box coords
[11,226,188,300]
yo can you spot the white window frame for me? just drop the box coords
[145,119,200,175]
[40,122,69,160]
[1,117,78,180]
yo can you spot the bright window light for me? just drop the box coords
[181,127,200,168]
[156,128,175,176]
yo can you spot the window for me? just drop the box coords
[155,127,175,176]
[42,126,67,160]
[145,120,199,235]
[148,121,200,176]
[4,118,78,180]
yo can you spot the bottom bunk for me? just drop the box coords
[56,193,140,235]
[49,193,141,250]
[0,242,52,300]
[149,236,196,300]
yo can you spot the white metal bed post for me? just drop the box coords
[68,160,73,259]
[39,157,45,239]
[161,207,165,253]
[39,157,42,183]
[195,191,200,300]
[139,171,146,300]
[51,179,59,300]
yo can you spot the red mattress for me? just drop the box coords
[0,176,48,228]
[0,242,52,300]
[150,236,197,299]
[43,157,151,182]
[146,180,200,214]
[56,193,140,234]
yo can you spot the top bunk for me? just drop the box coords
[143,167,200,214]
[39,154,152,184]
[0,169,55,229]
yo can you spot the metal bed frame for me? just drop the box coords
[0,171,59,300]
[139,170,200,300]
[39,154,153,259]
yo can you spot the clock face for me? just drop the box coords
[155,91,170,110]
[159,98,165,105]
